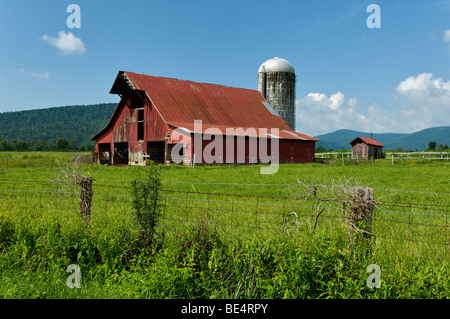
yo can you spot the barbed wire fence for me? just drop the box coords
[0,178,448,261]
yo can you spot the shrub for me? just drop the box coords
[130,161,164,247]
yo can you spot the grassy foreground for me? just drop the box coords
[0,152,449,298]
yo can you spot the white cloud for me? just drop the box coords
[443,29,450,43]
[295,73,450,136]
[31,71,50,80]
[307,92,327,103]
[396,72,450,98]
[296,92,371,136]
[348,97,359,108]
[304,92,344,110]
[42,31,86,55]
[329,92,344,110]
[15,68,49,80]
[395,72,450,129]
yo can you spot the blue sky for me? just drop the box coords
[0,0,449,135]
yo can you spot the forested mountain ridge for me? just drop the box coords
[0,103,116,150]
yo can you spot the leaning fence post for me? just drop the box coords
[79,175,93,223]
[348,187,375,248]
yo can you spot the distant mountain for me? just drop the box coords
[0,103,117,146]
[314,126,450,151]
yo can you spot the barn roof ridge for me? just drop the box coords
[122,70,260,93]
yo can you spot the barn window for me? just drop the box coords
[137,109,144,141]
[131,91,144,109]
[138,109,144,121]
[137,123,144,141]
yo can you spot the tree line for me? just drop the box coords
[427,141,449,151]
[0,138,94,152]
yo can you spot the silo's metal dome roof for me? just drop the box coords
[258,57,295,73]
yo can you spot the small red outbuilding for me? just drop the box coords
[350,136,384,160]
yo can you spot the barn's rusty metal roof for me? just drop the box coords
[350,136,384,147]
[100,71,318,141]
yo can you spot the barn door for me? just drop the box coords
[147,141,165,163]
[98,143,111,165]
[113,142,129,165]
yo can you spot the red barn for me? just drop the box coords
[91,71,318,166]
[350,136,384,160]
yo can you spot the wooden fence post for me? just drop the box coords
[348,187,375,247]
[79,175,93,223]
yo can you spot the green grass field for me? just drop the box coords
[0,152,449,298]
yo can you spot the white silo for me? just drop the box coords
[258,57,296,130]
